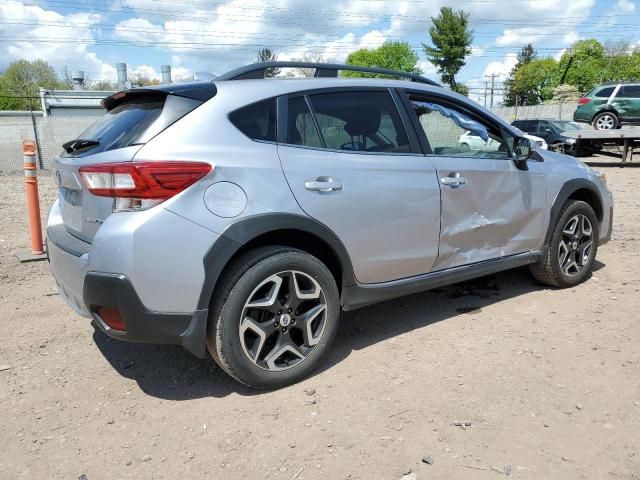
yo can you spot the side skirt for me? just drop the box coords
[341,250,543,311]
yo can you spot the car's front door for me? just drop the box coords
[277,89,441,284]
[404,92,547,271]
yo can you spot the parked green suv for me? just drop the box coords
[574,83,640,130]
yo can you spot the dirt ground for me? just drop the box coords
[1,161,639,480]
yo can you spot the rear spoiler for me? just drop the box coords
[102,82,217,111]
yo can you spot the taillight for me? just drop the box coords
[578,97,591,105]
[96,306,125,331]
[79,161,211,211]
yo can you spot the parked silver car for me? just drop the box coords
[48,62,613,389]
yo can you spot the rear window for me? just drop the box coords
[229,98,277,142]
[594,86,615,98]
[62,94,202,158]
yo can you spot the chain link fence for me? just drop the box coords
[0,113,99,173]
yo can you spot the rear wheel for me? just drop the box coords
[592,111,618,130]
[530,200,599,287]
[207,247,340,389]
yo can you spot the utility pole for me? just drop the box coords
[489,73,496,109]
[483,81,489,108]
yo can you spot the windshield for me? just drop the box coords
[551,120,584,131]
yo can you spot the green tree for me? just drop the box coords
[423,7,473,90]
[504,44,537,106]
[452,83,469,96]
[604,43,640,83]
[255,47,280,77]
[512,58,558,104]
[557,39,606,93]
[345,41,420,78]
[0,76,23,110]
[0,59,62,110]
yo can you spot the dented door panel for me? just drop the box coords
[429,156,546,270]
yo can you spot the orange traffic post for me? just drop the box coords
[21,140,45,257]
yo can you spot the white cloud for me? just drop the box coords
[493,0,595,54]
[0,1,116,79]
[617,0,636,13]
[483,53,517,80]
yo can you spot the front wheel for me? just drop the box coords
[207,247,340,389]
[530,200,599,287]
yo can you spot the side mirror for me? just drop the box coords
[513,137,533,170]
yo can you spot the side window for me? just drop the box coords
[287,96,323,147]
[538,121,551,132]
[594,86,615,98]
[229,98,276,142]
[409,96,509,159]
[620,85,640,98]
[304,91,411,153]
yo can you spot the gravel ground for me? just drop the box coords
[0,163,639,480]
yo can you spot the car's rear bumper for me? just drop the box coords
[84,272,208,358]
[47,200,209,358]
[47,204,92,317]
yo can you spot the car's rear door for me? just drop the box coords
[402,91,547,271]
[277,88,441,284]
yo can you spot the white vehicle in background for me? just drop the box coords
[457,131,547,152]
[524,133,548,150]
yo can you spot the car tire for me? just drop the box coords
[460,143,470,151]
[207,247,340,389]
[530,200,599,288]
[592,111,618,130]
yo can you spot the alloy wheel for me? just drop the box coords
[595,114,615,130]
[239,270,327,371]
[558,214,593,276]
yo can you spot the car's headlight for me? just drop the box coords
[565,137,576,144]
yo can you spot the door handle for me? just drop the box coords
[440,174,468,188]
[304,177,343,193]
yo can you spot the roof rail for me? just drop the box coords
[216,62,441,87]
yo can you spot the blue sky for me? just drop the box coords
[0,0,637,104]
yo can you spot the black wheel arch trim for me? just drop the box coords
[544,178,604,246]
[196,213,357,311]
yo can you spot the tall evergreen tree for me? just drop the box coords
[423,7,473,92]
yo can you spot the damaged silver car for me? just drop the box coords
[48,62,613,389]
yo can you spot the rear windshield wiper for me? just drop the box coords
[63,138,100,154]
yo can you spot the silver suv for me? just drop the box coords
[48,62,613,389]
